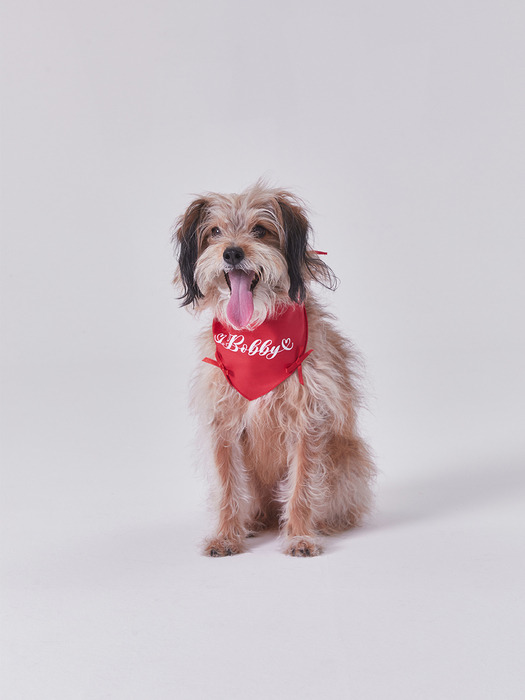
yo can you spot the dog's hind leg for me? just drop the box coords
[315,435,375,534]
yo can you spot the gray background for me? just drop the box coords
[2,1,524,698]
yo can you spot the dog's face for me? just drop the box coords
[173,182,335,329]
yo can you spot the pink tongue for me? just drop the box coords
[226,269,255,328]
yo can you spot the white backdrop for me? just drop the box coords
[2,1,524,698]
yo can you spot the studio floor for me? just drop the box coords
[2,366,524,700]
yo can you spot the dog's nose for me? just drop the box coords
[223,247,245,266]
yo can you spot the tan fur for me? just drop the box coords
[174,182,376,556]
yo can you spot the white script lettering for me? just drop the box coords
[214,333,294,360]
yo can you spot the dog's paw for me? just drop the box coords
[203,536,245,557]
[285,536,322,557]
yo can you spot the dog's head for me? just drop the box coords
[173,182,336,329]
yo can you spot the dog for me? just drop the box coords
[173,182,375,556]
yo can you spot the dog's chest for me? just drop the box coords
[240,397,288,486]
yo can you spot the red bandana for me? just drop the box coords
[203,304,313,401]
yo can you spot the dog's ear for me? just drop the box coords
[277,194,338,302]
[173,197,208,307]
[278,195,309,303]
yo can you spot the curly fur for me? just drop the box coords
[173,181,375,556]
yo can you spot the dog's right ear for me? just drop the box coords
[173,198,208,307]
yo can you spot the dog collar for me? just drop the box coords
[203,304,313,401]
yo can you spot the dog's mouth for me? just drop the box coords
[223,269,259,328]
[223,271,260,292]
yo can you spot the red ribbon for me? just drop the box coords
[203,355,231,379]
[285,349,313,386]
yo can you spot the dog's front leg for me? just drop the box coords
[281,437,323,557]
[203,430,250,557]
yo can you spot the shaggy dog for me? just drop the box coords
[173,182,375,556]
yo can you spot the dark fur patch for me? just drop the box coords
[174,198,207,306]
[278,199,338,302]
[279,199,308,303]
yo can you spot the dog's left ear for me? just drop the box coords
[277,195,310,303]
[277,193,337,302]
[173,197,208,307]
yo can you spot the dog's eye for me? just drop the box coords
[252,225,267,239]
[210,226,222,237]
